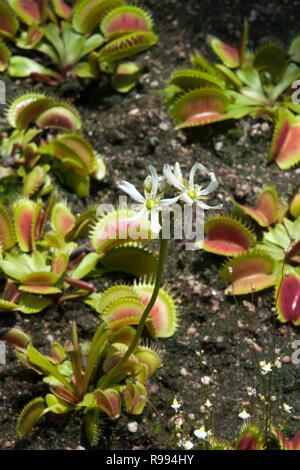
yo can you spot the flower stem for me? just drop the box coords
[100,230,168,389]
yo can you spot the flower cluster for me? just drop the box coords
[118,162,222,233]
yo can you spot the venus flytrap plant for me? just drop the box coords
[0,195,101,314]
[165,21,300,170]
[0,0,158,91]
[10,321,165,445]
[1,93,106,197]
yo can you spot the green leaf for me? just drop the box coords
[26,343,74,392]
[8,56,59,78]
[43,23,65,66]
[79,33,104,59]
[45,393,72,414]
[67,252,100,280]
[215,64,243,88]
[62,25,86,67]
[236,67,264,95]
[36,41,59,64]
[17,294,53,314]
[71,322,84,398]
[83,326,111,391]
[1,256,28,281]
[269,63,300,102]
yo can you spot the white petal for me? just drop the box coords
[118,181,145,204]
[198,172,219,196]
[150,208,161,233]
[174,162,183,181]
[181,192,194,204]
[196,200,223,210]
[163,164,185,191]
[160,195,182,205]
[119,207,147,223]
[194,430,207,440]
[189,162,207,189]
[149,165,159,199]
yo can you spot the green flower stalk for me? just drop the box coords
[100,162,222,388]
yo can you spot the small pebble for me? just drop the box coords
[159,122,169,131]
[128,108,139,116]
[180,367,188,376]
[187,327,196,335]
[261,122,270,132]
[249,9,257,22]
[3,441,13,448]
[128,421,138,433]
[214,141,223,151]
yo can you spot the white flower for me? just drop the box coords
[194,425,207,440]
[163,162,222,210]
[247,387,257,397]
[283,403,292,414]
[274,358,282,369]
[118,165,179,233]
[201,376,211,385]
[183,440,194,450]
[259,361,272,375]
[171,398,181,413]
[238,409,251,420]
[204,399,213,408]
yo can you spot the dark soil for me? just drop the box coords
[1,0,300,450]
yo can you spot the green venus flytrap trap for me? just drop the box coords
[200,186,300,325]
